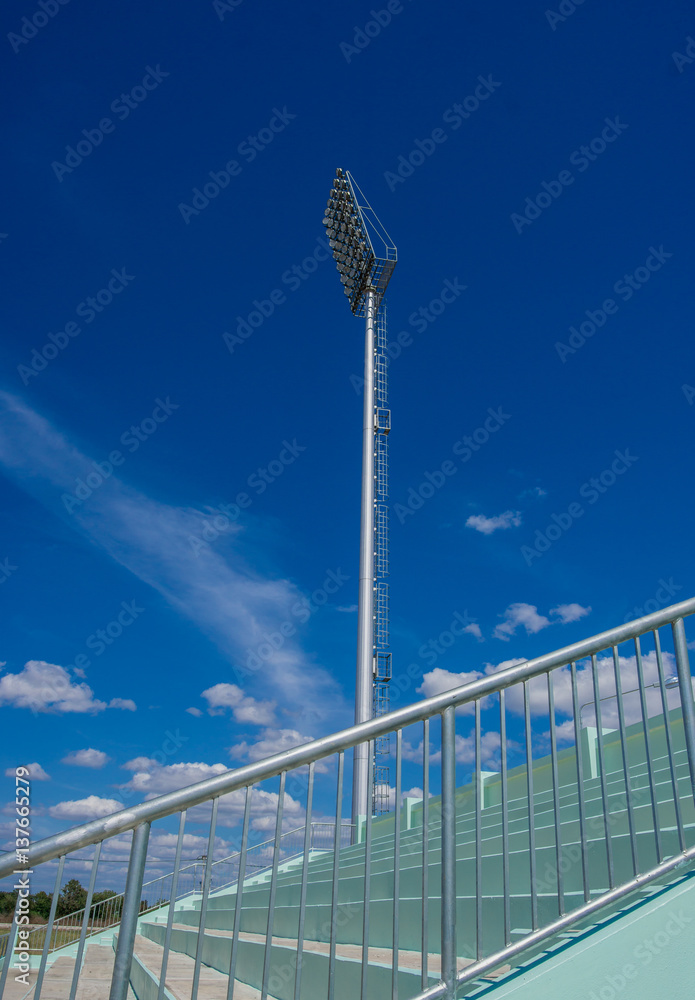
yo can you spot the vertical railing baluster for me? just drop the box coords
[570,662,591,901]
[441,706,457,999]
[34,855,65,1000]
[69,841,102,1000]
[328,752,344,1000]
[591,654,615,888]
[192,798,219,1000]
[500,690,511,948]
[547,671,564,915]
[110,822,151,1000]
[392,729,402,1000]
[672,618,695,803]
[261,773,286,1000]
[0,882,21,996]
[635,636,663,861]
[360,743,374,1000]
[157,809,187,1000]
[474,699,483,959]
[653,629,686,851]
[421,719,430,991]
[612,645,639,875]
[294,763,315,1000]
[227,785,252,1000]
[523,681,538,930]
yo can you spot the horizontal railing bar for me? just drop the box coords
[4,596,694,879]
[411,845,695,1000]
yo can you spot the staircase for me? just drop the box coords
[127,712,694,997]
[2,599,694,1000]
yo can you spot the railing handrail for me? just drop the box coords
[4,596,694,880]
[14,820,353,958]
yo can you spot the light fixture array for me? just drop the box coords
[322,167,397,316]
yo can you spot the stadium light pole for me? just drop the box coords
[322,168,397,826]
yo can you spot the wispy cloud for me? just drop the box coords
[466,510,522,535]
[0,391,348,729]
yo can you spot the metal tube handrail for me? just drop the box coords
[3,596,695,881]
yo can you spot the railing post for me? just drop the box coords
[441,706,457,998]
[672,618,695,802]
[109,822,150,1000]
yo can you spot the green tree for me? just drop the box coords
[29,891,52,920]
[0,890,18,916]
[57,879,87,917]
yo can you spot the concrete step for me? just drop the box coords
[139,921,511,1000]
[0,943,137,999]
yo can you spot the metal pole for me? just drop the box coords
[440,707,457,999]
[109,822,150,1000]
[672,618,695,801]
[353,287,377,825]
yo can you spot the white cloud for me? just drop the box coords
[229,727,317,764]
[466,510,522,535]
[61,748,111,769]
[186,706,203,717]
[0,392,349,732]
[550,603,592,624]
[416,667,486,716]
[49,795,122,820]
[201,683,275,726]
[463,622,483,640]
[4,762,50,781]
[0,661,134,715]
[119,758,305,832]
[108,697,137,711]
[494,603,550,641]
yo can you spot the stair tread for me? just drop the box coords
[0,944,137,999]
[133,934,276,999]
[161,922,511,979]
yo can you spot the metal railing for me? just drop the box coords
[3,821,351,968]
[1,597,694,1000]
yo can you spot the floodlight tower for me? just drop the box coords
[322,168,397,825]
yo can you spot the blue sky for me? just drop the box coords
[1,0,694,876]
